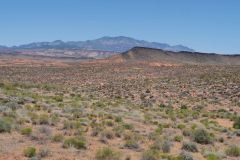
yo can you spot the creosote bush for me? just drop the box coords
[21,127,32,136]
[193,128,213,144]
[24,147,36,158]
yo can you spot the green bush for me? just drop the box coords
[115,116,122,123]
[204,151,225,160]
[206,154,220,160]
[174,135,183,142]
[225,145,240,157]
[24,147,36,157]
[177,124,186,130]
[21,127,32,136]
[141,149,160,160]
[63,137,86,149]
[0,118,11,133]
[233,117,240,129]
[193,129,213,144]
[123,123,134,130]
[124,139,139,149]
[39,114,49,125]
[52,134,64,142]
[182,142,198,152]
[96,147,121,160]
[53,95,63,102]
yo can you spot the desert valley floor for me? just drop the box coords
[0,57,240,160]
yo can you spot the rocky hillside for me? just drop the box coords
[110,47,240,65]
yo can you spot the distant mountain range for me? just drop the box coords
[0,36,194,52]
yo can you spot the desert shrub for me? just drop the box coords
[150,138,162,150]
[124,139,139,150]
[38,126,52,136]
[115,116,122,123]
[148,125,163,140]
[50,114,60,126]
[218,137,224,143]
[191,124,197,130]
[125,155,131,160]
[178,151,193,160]
[63,137,86,149]
[39,114,49,125]
[203,151,225,160]
[52,134,64,142]
[174,135,183,142]
[225,145,240,157]
[3,83,16,91]
[113,125,125,138]
[182,129,191,137]
[159,103,167,108]
[31,126,52,144]
[180,105,188,110]
[182,142,198,152]
[29,113,39,125]
[177,124,186,130]
[38,148,51,158]
[53,95,63,102]
[0,118,11,133]
[162,140,171,153]
[24,147,36,157]
[123,123,134,130]
[233,117,240,129]
[100,129,114,143]
[141,149,160,160]
[6,101,19,111]
[96,147,121,160]
[21,127,32,136]
[105,120,114,127]
[206,154,220,160]
[63,120,75,129]
[91,126,102,137]
[193,128,213,144]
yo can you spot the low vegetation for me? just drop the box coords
[96,147,121,160]
[0,60,239,159]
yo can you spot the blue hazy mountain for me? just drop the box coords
[10,36,194,52]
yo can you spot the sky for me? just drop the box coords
[0,0,240,54]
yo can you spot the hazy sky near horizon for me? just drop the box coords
[0,0,240,54]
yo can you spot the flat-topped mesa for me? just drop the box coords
[108,47,240,65]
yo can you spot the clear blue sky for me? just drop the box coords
[1,0,240,54]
